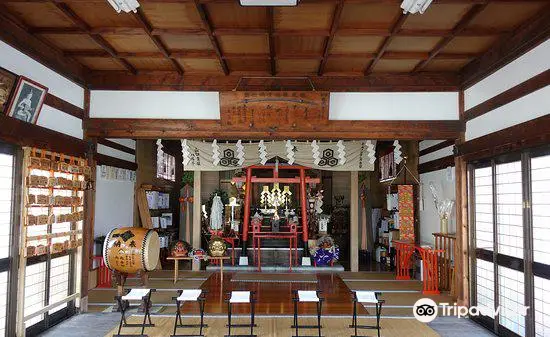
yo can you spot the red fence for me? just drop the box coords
[392,241,443,295]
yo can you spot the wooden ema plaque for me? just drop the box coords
[220,91,329,130]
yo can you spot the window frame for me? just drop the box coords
[0,142,22,337]
[469,145,550,337]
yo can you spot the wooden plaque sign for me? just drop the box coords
[220,91,329,129]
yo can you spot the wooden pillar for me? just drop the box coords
[350,171,359,272]
[192,171,201,271]
[455,90,469,306]
[241,167,252,256]
[299,168,309,256]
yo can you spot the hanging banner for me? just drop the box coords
[181,140,376,172]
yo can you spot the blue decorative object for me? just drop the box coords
[312,235,339,266]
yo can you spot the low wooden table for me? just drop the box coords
[167,256,230,284]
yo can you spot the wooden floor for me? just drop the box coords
[105,316,440,337]
[88,271,454,318]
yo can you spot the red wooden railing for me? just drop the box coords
[393,241,443,295]
[94,256,112,288]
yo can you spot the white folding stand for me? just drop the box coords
[171,289,208,337]
[349,291,384,337]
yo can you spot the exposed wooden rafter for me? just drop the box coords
[193,0,229,75]
[0,4,87,84]
[52,1,137,74]
[318,0,344,76]
[460,3,550,88]
[267,7,276,76]
[364,13,408,75]
[414,3,488,72]
[133,7,184,75]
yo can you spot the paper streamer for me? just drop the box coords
[236,140,245,166]
[337,140,346,165]
[212,140,220,166]
[258,140,268,165]
[181,139,191,166]
[365,140,376,164]
[286,140,295,165]
[393,140,403,165]
[311,140,321,165]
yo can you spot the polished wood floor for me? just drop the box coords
[87,271,454,317]
[185,272,367,315]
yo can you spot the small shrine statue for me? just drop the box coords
[312,235,340,266]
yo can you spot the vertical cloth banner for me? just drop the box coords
[398,185,415,242]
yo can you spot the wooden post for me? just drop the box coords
[241,167,252,256]
[192,171,201,271]
[350,171,359,272]
[455,90,469,306]
[16,148,30,337]
[299,168,309,256]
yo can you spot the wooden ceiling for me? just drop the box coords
[0,0,548,87]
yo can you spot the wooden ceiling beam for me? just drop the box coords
[0,4,87,84]
[413,3,488,72]
[318,0,344,76]
[84,118,463,140]
[460,3,550,88]
[85,72,460,91]
[52,1,137,74]
[133,7,184,75]
[193,0,229,75]
[28,26,510,38]
[364,13,408,75]
[64,49,475,60]
[267,8,276,76]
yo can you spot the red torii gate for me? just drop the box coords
[232,165,321,261]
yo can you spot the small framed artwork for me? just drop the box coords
[6,76,48,124]
[0,67,18,114]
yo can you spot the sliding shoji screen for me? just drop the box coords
[531,154,550,337]
[0,150,14,337]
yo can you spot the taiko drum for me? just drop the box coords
[103,227,160,274]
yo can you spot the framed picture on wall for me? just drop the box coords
[0,67,18,114]
[5,76,48,124]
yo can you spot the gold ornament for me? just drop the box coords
[208,236,227,257]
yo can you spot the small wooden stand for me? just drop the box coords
[167,256,230,284]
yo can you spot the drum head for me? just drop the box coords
[143,230,160,271]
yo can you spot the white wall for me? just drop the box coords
[94,138,136,240]
[93,167,135,238]
[465,40,550,141]
[0,41,85,138]
[329,92,459,120]
[90,90,220,119]
[418,140,456,245]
